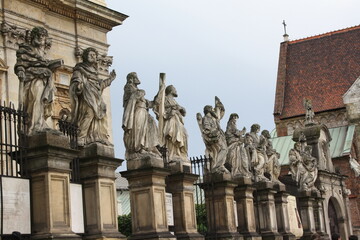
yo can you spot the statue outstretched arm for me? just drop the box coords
[101,69,116,89]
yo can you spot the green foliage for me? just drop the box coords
[118,214,132,237]
[195,204,207,234]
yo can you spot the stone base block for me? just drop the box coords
[126,155,164,170]
[128,231,176,240]
[171,233,204,240]
[205,232,242,240]
[281,233,296,240]
[82,232,126,240]
[261,232,283,240]
[31,233,81,240]
[241,232,262,240]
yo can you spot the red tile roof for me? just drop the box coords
[274,25,360,119]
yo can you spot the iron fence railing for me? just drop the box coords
[0,103,28,178]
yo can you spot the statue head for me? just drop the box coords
[305,145,312,154]
[30,27,48,47]
[250,124,260,133]
[294,142,301,151]
[82,47,98,64]
[203,105,213,114]
[165,85,178,97]
[228,113,239,124]
[261,130,271,139]
[126,72,141,85]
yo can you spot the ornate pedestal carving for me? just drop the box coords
[200,174,241,240]
[121,166,176,240]
[298,191,317,240]
[254,182,282,240]
[234,177,261,240]
[79,143,126,240]
[27,131,81,240]
[313,195,328,239]
[274,185,296,240]
[166,172,204,240]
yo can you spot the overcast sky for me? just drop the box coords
[105,0,360,169]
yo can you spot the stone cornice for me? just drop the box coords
[28,0,128,30]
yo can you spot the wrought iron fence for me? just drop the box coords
[57,119,81,183]
[0,103,28,178]
[190,155,216,237]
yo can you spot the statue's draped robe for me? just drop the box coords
[163,96,188,161]
[70,62,109,145]
[225,121,251,177]
[15,43,55,134]
[122,88,159,159]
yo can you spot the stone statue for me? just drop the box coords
[289,136,318,191]
[245,124,269,182]
[225,113,251,178]
[160,85,188,163]
[349,155,360,177]
[70,47,115,146]
[122,72,161,160]
[304,98,315,126]
[14,26,63,135]
[261,130,281,183]
[197,96,229,174]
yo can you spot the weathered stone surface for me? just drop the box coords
[122,167,176,240]
[166,173,204,240]
[27,132,81,240]
[78,143,126,240]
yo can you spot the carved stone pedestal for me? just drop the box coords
[79,143,126,240]
[166,172,204,240]
[274,184,296,240]
[234,177,261,240]
[313,194,329,240]
[254,182,282,240]
[298,191,317,240]
[200,174,241,240]
[27,131,81,240]
[121,166,176,240]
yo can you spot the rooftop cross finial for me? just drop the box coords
[282,20,289,41]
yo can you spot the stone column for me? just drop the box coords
[274,185,296,240]
[298,191,317,240]
[254,181,282,240]
[166,172,204,240]
[27,131,81,240]
[200,174,241,240]
[121,166,176,240]
[78,143,126,240]
[313,194,328,239]
[234,177,261,240]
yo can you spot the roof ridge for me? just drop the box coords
[289,24,360,44]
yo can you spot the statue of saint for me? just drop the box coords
[289,136,318,191]
[245,124,269,182]
[161,85,188,163]
[70,47,115,146]
[261,130,281,183]
[14,26,63,135]
[197,97,229,174]
[225,113,251,178]
[122,72,161,160]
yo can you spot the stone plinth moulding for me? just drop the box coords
[254,181,282,240]
[121,166,176,240]
[298,191,317,240]
[166,172,204,240]
[234,177,262,240]
[27,131,81,240]
[78,143,126,240]
[200,173,241,240]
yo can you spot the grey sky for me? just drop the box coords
[105,0,360,169]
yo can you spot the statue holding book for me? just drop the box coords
[15,26,63,135]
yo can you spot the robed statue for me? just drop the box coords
[197,96,229,174]
[70,47,115,146]
[122,72,161,160]
[15,26,63,135]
